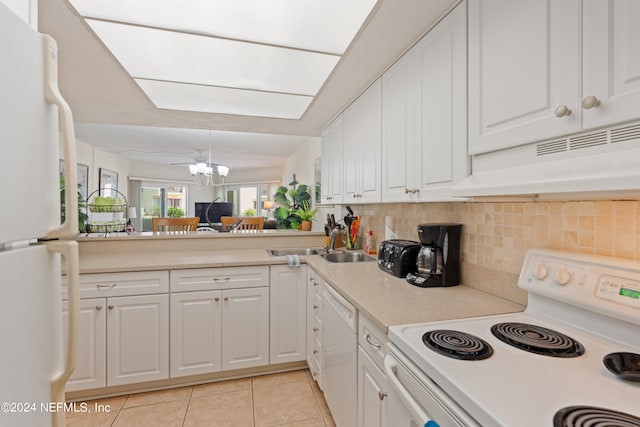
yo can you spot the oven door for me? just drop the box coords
[384,346,480,427]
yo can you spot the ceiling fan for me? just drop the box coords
[170,133,229,184]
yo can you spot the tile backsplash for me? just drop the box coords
[359,200,640,304]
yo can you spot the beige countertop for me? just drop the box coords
[305,256,525,333]
[77,245,525,333]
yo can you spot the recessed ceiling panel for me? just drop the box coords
[136,79,313,119]
[68,0,378,54]
[87,20,339,96]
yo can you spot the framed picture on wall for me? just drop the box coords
[99,168,118,198]
[59,160,90,201]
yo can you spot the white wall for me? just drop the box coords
[75,138,130,201]
[281,137,334,231]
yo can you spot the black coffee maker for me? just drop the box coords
[406,223,462,288]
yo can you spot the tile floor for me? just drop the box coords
[65,369,336,427]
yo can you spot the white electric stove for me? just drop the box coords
[387,249,640,427]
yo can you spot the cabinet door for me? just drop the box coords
[270,265,307,364]
[343,79,382,204]
[107,294,169,386]
[170,291,222,377]
[414,3,468,200]
[63,298,106,392]
[583,0,640,129]
[468,0,581,154]
[381,52,418,202]
[357,347,387,427]
[321,115,344,204]
[221,287,269,370]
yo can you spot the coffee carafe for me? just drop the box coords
[406,223,462,288]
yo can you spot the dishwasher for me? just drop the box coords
[322,283,357,427]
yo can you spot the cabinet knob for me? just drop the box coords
[214,297,220,302]
[313,350,318,355]
[554,104,572,118]
[582,96,601,109]
[313,304,319,310]
[224,297,229,301]
[107,305,114,310]
[313,327,319,333]
[412,188,420,194]
[378,391,387,401]
[95,305,102,311]
[405,188,411,194]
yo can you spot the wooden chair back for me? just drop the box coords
[152,217,199,233]
[220,216,264,231]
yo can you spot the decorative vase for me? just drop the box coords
[300,220,312,231]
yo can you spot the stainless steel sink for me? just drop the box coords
[321,252,375,263]
[267,248,322,256]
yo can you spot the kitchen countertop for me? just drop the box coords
[305,256,525,333]
[77,247,525,333]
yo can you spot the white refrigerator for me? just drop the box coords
[0,3,80,427]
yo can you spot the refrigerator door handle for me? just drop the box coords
[42,34,79,240]
[47,240,79,427]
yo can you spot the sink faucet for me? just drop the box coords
[326,228,346,253]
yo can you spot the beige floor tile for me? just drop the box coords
[65,412,118,427]
[252,369,309,388]
[253,380,321,427]
[123,386,192,408]
[183,389,253,427]
[112,399,188,427]
[192,377,252,398]
[66,395,127,418]
[278,418,326,427]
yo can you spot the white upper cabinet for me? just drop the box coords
[468,0,582,154]
[469,0,640,156]
[321,115,344,204]
[382,1,467,202]
[343,79,382,204]
[582,0,640,129]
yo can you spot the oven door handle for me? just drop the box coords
[384,355,434,426]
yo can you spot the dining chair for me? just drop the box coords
[220,216,264,231]
[152,217,199,233]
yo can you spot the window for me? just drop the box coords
[139,183,188,231]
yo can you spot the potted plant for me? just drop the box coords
[294,201,318,231]
[167,206,185,218]
[273,179,311,229]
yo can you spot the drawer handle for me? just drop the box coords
[224,297,229,301]
[214,297,220,302]
[582,95,601,109]
[107,305,114,310]
[554,104,572,118]
[378,391,387,401]
[97,283,116,289]
[95,305,102,311]
[365,333,382,349]
[213,277,231,283]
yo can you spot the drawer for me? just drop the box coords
[62,270,169,300]
[358,313,388,370]
[170,266,269,292]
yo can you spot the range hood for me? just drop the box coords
[453,122,640,199]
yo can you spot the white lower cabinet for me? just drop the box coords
[270,265,307,364]
[221,287,270,370]
[170,290,222,377]
[358,348,387,427]
[107,294,169,386]
[306,268,323,388]
[357,313,389,427]
[63,298,106,392]
[64,293,169,390]
[170,286,269,376]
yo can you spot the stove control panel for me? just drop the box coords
[596,276,640,309]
